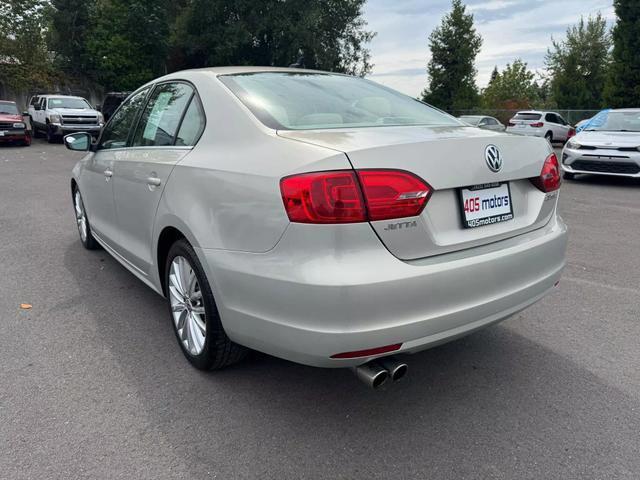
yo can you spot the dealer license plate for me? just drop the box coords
[459,182,514,228]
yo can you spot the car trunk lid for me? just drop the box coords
[278,125,556,260]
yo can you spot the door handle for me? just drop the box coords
[147,177,162,187]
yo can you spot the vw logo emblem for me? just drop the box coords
[485,145,502,172]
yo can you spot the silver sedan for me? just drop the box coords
[66,67,567,388]
[562,109,640,179]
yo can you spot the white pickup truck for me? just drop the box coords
[27,95,104,143]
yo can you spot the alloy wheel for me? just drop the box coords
[74,191,87,242]
[168,256,206,355]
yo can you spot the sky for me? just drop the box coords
[364,0,616,97]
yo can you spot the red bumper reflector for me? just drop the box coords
[330,343,402,359]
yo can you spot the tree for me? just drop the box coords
[546,14,611,109]
[84,0,170,90]
[0,0,53,90]
[482,59,539,109]
[170,0,375,76]
[604,0,640,107]
[421,0,482,110]
[49,0,96,76]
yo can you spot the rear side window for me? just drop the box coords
[514,113,541,121]
[175,97,205,146]
[132,83,193,147]
[545,113,557,123]
[98,88,150,150]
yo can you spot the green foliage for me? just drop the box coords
[0,0,55,90]
[482,59,539,109]
[421,0,482,110]
[604,0,640,107]
[84,0,170,91]
[170,0,374,76]
[49,0,95,75]
[546,14,611,109]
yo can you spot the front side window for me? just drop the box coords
[132,83,194,147]
[47,97,92,109]
[98,88,150,150]
[219,72,461,130]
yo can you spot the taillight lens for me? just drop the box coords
[530,122,544,128]
[280,171,366,223]
[280,169,432,224]
[357,170,431,221]
[567,128,576,138]
[531,152,561,192]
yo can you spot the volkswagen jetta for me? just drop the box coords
[65,67,567,386]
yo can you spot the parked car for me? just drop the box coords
[65,67,567,388]
[459,115,506,131]
[28,94,104,143]
[100,92,131,122]
[562,108,640,180]
[506,111,575,143]
[0,100,30,146]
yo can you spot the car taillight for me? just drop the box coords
[280,169,432,224]
[531,152,561,192]
[530,122,544,128]
[567,128,576,138]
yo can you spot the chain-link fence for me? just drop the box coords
[450,109,602,126]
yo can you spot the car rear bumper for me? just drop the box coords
[198,215,567,368]
[562,147,640,177]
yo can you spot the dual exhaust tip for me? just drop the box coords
[352,356,408,389]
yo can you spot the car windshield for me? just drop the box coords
[583,111,640,132]
[459,116,482,125]
[48,97,92,109]
[0,102,19,115]
[220,72,461,130]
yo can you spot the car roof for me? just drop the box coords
[609,108,640,113]
[0,100,17,105]
[185,66,333,76]
[42,95,85,99]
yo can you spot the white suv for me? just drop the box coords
[506,111,574,144]
[27,95,104,143]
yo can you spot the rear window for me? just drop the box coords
[514,113,542,121]
[219,72,461,130]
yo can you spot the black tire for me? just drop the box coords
[46,124,57,143]
[72,187,99,250]
[544,131,553,144]
[164,239,247,370]
[563,171,575,180]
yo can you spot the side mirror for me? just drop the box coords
[64,132,92,152]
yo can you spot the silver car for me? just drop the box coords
[459,115,506,132]
[562,109,640,179]
[66,67,567,387]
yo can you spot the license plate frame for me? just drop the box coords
[458,182,514,229]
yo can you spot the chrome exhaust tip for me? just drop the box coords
[377,356,408,382]
[353,362,389,389]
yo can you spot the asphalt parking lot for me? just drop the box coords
[1,139,639,479]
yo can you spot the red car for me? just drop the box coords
[0,100,30,146]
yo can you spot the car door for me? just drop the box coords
[80,87,151,248]
[111,82,205,274]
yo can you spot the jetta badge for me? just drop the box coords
[485,144,502,172]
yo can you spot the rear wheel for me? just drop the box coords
[165,239,247,370]
[544,131,553,144]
